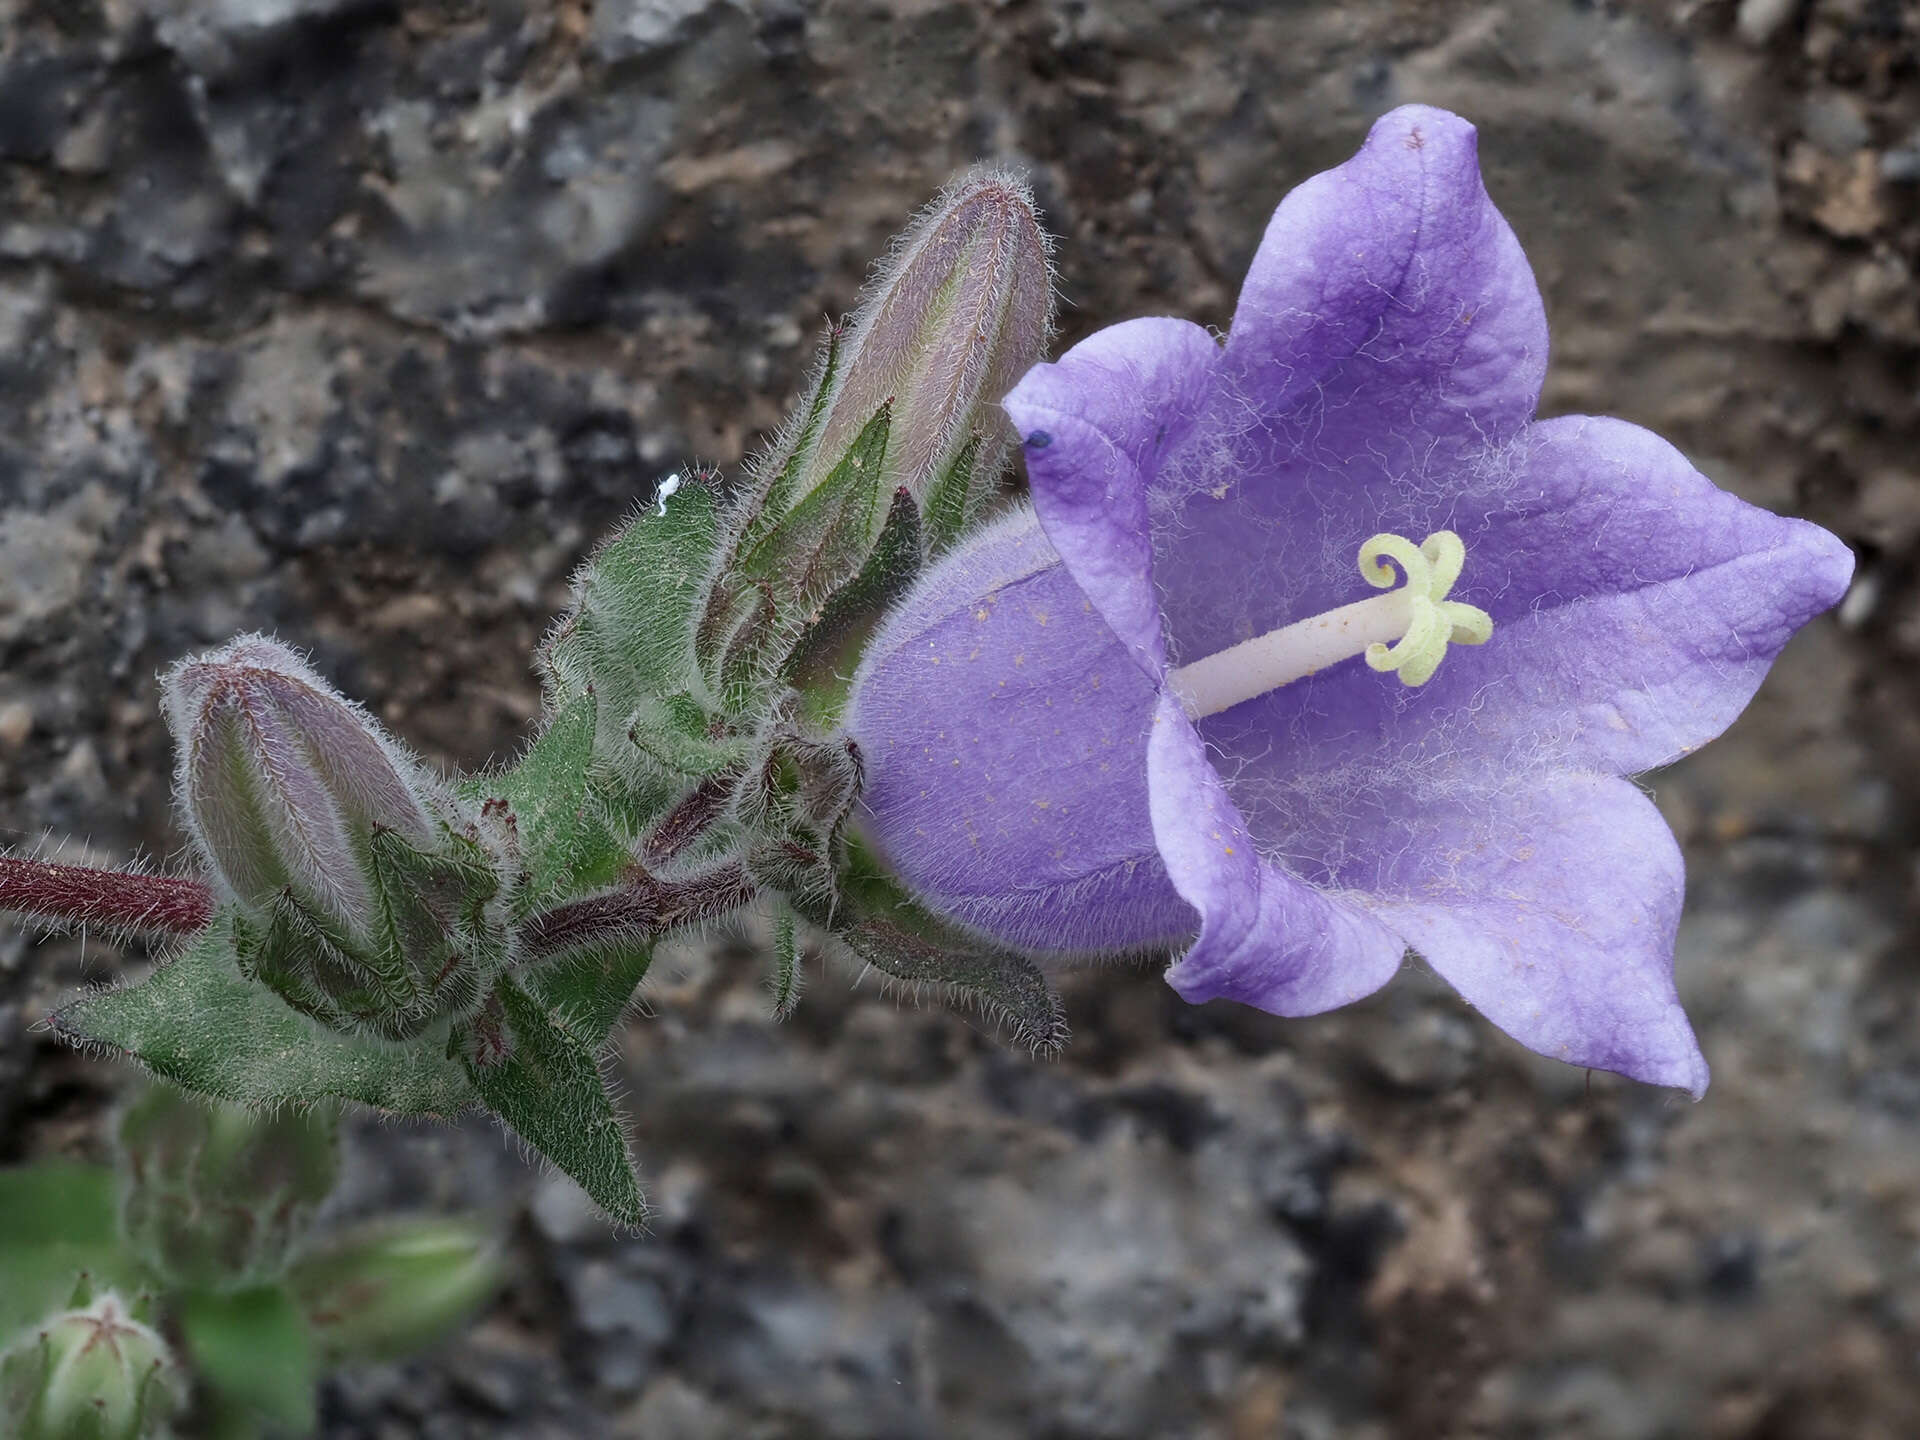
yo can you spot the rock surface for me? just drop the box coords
[3,0,1918,1435]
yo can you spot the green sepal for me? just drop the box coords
[782,482,923,726]
[740,719,863,924]
[461,694,627,918]
[0,1163,137,1340]
[462,978,643,1226]
[736,400,891,595]
[739,320,846,549]
[703,403,894,710]
[769,907,802,1022]
[54,920,475,1117]
[837,916,1068,1060]
[833,838,1068,1058]
[919,433,982,554]
[178,1285,318,1434]
[625,692,747,780]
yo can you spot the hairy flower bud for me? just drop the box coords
[0,1292,185,1440]
[766,167,1054,544]
[696,170,1055,709]
[116,1084,339,1292]
[289,1217,502,1362]
[164,634,513,1039]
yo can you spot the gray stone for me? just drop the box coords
[591,0,734,63]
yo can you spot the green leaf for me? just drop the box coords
[625,692,747,781]
[179,1285,318,1434]
[462,694,627,917]
[289,1217,501,1365]
[523,941,654,1046]
[838,916,1068,1060]
[743,321,846,538]
[54,921,474,1117]
[463,979,644,1226]
[563,479,725,728]
[737,401,891,599]
[0,1163,140,1338]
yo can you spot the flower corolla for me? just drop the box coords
[846,106,1853,1094]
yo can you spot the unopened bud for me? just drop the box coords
[163,634,513,1039]
[289,1217,502,1362]
[698,171,1054,707]
[0,1293,185,1440]
[757,168,1054,553]
[117,1083,339,1292]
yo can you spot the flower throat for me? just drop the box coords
[1168,531,1493,721]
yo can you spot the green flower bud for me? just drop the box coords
[117,1084,339,1292]
[163,634,515,1039]
[0,1293,184,1440]
[288,1217,502,1363]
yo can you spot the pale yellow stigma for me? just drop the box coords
[1168,531,1494,720]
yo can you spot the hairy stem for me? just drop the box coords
[0,855,215,935]
[519,863,758,961]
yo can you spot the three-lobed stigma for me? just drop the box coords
[1357,530,1494,687]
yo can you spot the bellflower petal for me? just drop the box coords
[1015,317,1221,670]
[1362,771,1707,1096]
[848,104,1855,1092]
[1149,691,1406,1016]
[1156,105,1551,667]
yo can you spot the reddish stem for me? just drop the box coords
[0,855,214,936]
[520,863,757,961]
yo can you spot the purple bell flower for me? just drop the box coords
[845,106,1853,1095]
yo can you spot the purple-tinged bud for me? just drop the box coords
[164,634,439,931]
[162,634,513,1039]
[753,167,1055,552]
[289,1217,502,1363]
[116,1084,339,1292]
[696,171,1053,706]
[0,1292,185,1440]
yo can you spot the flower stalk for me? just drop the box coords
[0,857,213,937]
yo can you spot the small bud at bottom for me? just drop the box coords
[1,1294,184,1440]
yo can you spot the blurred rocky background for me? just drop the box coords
[1,0,1916,1435]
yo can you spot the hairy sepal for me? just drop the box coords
[832,838,1068,1059]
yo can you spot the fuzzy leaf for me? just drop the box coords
[835,840,1068,1058]
[919,433,983,554]
[769,908,802,1021]
[54,921,474,1117]
[741,322,846,545]
[738,401,892,599]
[839,916,1068,1059]
[463,694,626,917]
[625,692,746,780]
[549,477,725,732]
[464,978,643,1226]
[523,941,655,1046]
[179,1286,318,1433]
